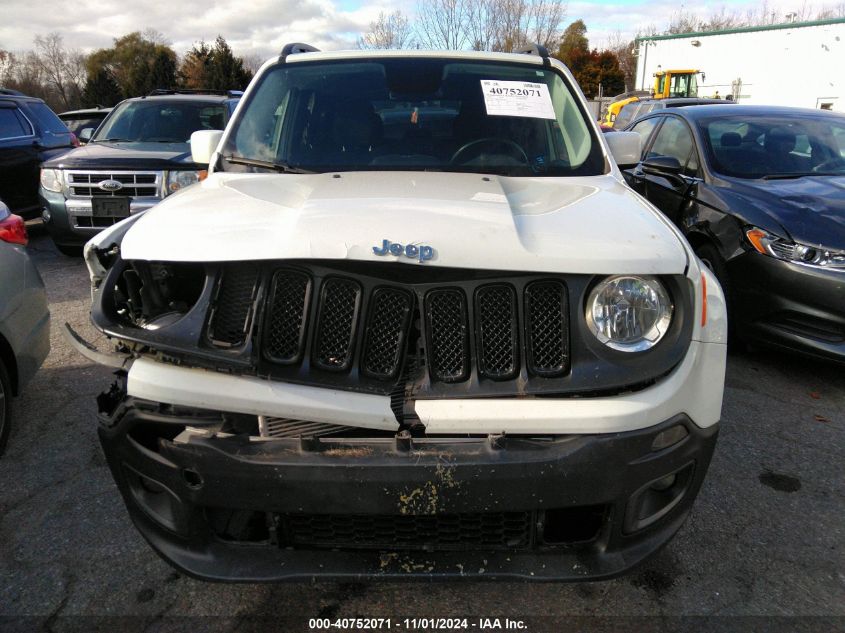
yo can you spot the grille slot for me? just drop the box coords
[362,288,413,379]
[524,281,570,377]
[284,511,531,550]
[313,278,361,371]
[259,416,352,438]
[207,264,260,347]
[426,289,470,383]
[264,270,311,363]
[475,284,518,380]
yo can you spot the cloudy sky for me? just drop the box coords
[0,0,839,60]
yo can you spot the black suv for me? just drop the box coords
[40,90,241,255]
[0,89,77,219]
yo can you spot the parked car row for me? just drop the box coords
[0,198,50,456]
[0,88,77,219]
[618,104,845,363]
[40,89,242,255]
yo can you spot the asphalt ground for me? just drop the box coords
[1,229,843,633]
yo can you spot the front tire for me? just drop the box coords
[0,358,11,457]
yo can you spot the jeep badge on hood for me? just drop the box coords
[373,239,435,262]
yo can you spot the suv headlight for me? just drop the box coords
[586,275,674,352]
[40,169,63,193]
[746,227,845,270]
[166,170,205,194]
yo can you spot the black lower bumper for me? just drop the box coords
[98,397,718,582]
[728,252,845,362]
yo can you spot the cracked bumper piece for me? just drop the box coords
[98,398,718,582]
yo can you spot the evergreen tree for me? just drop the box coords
[557,20,589,67]
[81,68,122,107]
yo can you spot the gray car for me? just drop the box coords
[0,199,50,454]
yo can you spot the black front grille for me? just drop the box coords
[524,281,570,377]
[284,511,531,550]
[264,271,311,363]
[313,278,361,371]
[475,284,518,380]
[207,265,259,347]
[362,288,413,379]
[201,263,579,389]
[426,289,470,383]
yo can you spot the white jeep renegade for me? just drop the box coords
[75,43,727,581]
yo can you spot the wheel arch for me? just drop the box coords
[0,332,19,395]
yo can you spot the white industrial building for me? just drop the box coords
[634,17,845,111]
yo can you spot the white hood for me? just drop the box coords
[120,171,688,274]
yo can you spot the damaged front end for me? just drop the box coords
[76,241,719,581]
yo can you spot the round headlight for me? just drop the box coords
[585,275,673,352]
[40,168,63,193]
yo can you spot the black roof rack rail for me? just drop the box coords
[0,88,26,96]
[280,43,320,62]
[514,43,550,66]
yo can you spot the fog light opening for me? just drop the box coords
[182,468,204,489]
[651,424,688,451]
[650,474,676,492]
[624,463,695,534]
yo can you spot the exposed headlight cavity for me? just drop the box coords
[40,168,63,193]
[586,275,674,352]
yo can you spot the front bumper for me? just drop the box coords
[40,189,159,246]
[98,396,718,582]
[728,252,845,362]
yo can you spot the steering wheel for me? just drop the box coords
[450,137,529,165]
[812,157,845,172]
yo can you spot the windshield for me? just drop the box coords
[669,73,696,98]
[93,100,226,143]
[698,113,845,178]
[222,58,604,177]
[61,114,106,136]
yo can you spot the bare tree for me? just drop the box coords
[142,28,171,46]
[358,10,415,49]
[241,53,265,75]
[704,7,743,30]
[817,2,845,18]
[606,30,636,92]
[466,0,500,50]
[416,0,469,49]
[436,0,565,52]
[527,0,567,50]
[32,33,86,109]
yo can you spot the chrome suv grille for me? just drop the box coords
[66,171,162,199]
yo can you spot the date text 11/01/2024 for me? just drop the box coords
[308,618,528,630]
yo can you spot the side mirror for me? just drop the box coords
[605,131,641,168]
[190,129,224,165]
[79,128,93,142]
[642,155,683,176]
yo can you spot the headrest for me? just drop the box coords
[720,132,741,147]
[765,127,796,152]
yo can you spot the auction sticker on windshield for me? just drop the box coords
[481,80,555,119]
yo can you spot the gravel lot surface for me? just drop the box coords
[1,231,843,632]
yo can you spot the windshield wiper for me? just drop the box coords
[96,138,130,143]
[761,172,842,180]
[223,155,314,174]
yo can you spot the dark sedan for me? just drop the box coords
[621,104,845,362]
